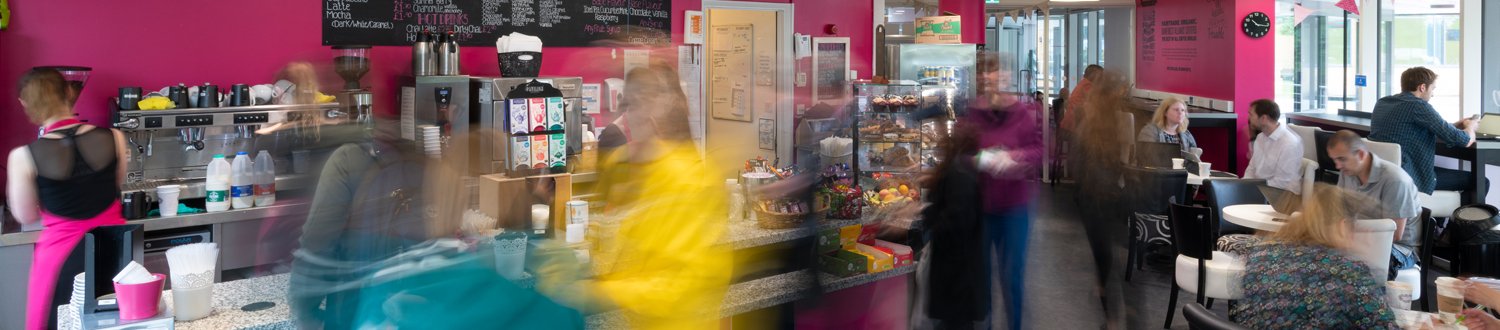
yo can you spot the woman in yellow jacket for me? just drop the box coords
[548,62,731,329]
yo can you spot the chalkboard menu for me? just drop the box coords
[323,0,672,47]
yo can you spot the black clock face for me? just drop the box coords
[1242,12,1271,38]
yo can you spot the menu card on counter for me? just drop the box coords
[323,0,672,46]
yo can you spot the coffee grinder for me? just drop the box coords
[333,45,373,126]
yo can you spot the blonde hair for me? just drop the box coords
[1152,97,1189,134]
[1270,184,1354,249]
[17,68,72,125]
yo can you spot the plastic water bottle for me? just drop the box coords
[205,154,232,212]
[230,152,254,209]
[254,150,276,207]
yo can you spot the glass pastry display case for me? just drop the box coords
[850,81,955,205]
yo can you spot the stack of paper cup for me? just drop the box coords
[420,125,441,158]
[156,185,181,217]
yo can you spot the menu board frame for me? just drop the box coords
[322,0,672,47]
[812,37,851,104]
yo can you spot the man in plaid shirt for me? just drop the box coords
[1369,67,1481,201]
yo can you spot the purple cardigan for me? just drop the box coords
[967,100,1042,214]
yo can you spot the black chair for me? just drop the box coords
[1165,198,1221,328]
[1183,302,1251,330]
[1125,166,1188,281]
[1204,179,1268,236]
[1418,207,1439,312]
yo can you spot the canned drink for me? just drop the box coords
[566,200,589,225]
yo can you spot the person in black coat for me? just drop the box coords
[920,120,991,328]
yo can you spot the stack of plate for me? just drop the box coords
[420,125,441,158]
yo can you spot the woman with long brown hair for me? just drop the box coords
[8,67,129,330]
[1072,70,1136,328]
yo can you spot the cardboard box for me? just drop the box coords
[511,136,532,170]
[914,15,962,44]
[839,224,863,250]
[849,243,894,273]
[546,97,566,131]
[531,135,548,169]
[873,240,913,267]
[508,99,529,134]
[477,173,573,235]
[858,223,879,246]
[548,133,566,168]
[817,228,841,254]
[528,98,547,132]
[820,250,869,277]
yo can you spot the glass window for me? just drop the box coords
[1273,0,1358,113]
[1379,0,1462,121]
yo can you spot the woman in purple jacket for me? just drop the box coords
[968,52,1043,330]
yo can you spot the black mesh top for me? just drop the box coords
[28,126,120,219]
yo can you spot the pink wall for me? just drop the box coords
[1135,0,1273,174]
[0,0,874,187]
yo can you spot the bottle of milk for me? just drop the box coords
[205,154,232,212]
[230,151,254,209]
[254,150,276,207]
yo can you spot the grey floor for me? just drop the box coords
[1017,184,1231,330]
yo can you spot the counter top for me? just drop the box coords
[166,263,916,330]
[1,201,312,247]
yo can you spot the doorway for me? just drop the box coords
[702,1,795,180]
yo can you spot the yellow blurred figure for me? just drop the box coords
[588,62,732,329]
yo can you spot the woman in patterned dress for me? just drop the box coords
[1231,184,1397,329]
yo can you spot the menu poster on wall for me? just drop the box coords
[322,0,671,46]
[1134,0,1233,100]
[708,25,754,122]
[813,39,850,102]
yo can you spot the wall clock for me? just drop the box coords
[1242,11,1271,38]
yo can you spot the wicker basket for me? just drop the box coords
[754,205,829,229]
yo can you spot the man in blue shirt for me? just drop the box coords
[1369,67,1480,202]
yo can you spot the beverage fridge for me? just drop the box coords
[886,43,977,112]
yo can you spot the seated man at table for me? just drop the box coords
[1369,67,1480,202]
[1327,130,1422,280]
[1243,99,1304,195]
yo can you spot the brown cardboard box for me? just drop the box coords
[477,173,572,236]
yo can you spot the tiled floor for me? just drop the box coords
[1018,184,1231,330]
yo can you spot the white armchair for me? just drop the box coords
[1348,218,1398,282]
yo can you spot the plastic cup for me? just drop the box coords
[1436,277,1467,323]
[492,232,528,280]
[156,185,181,217]
[171,285,214,321]
[1172,158,1185,170]
[113,273,165,320]
[1198,162,1212,177]
[1387,281,1413,310]
[566,223,586,243]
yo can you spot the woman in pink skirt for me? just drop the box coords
[7,68,127,330]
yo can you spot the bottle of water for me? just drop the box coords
[231,152,254,209]
[254,150,276,207]
[205,154,231,212]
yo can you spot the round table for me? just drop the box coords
[1222,204,1291,232]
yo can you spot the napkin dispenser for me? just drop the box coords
[67,224,145,315]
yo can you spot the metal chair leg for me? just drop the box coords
[1164,282,1179,329]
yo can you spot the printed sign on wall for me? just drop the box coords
[1135,0,1234,100]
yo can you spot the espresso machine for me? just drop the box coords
[334,45,374,127]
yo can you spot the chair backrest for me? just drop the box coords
[1127,166,1190,215]
[1313,129,1337,174]
[1287,124,1318,161]
[1300,158,1318,206]
[1349,219,1398,282]
[1365,138,1403,168]
[1205,179,1269,235]
[1183,302,1252,330]
[1170,198,1217,260]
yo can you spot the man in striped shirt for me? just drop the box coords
[1369,67,1481,202]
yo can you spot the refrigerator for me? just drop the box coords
[886,43,978,112]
